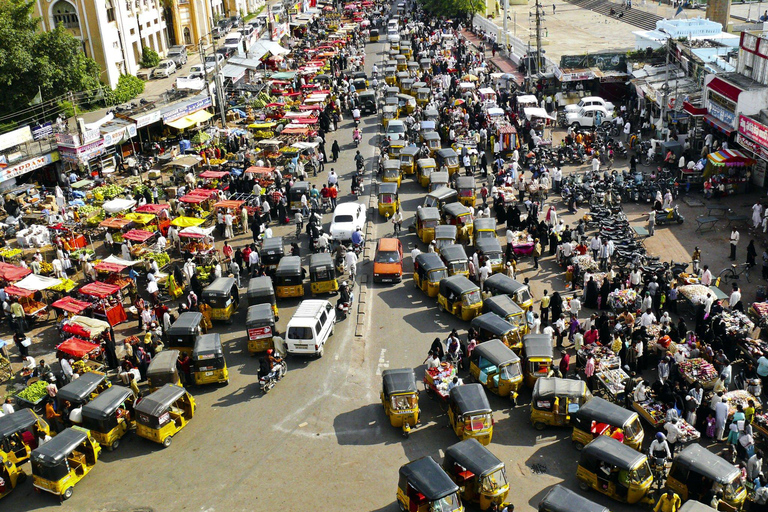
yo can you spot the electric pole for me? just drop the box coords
[502,0,508,55]
[534,0,543,74]
[660,36,671,137]
[528,0,545,75]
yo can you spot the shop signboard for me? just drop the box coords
[707,101,736,127]
[271,22,288,41]
[31,122,53,141]
[738,115,768,149]
[162,97,213,123]
[737,133,768,161]
[0,152,59,183]
[59,139,105,164]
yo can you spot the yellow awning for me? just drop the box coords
[170,216,206,227]
[248,122,277,129]
[123,212,155,224]
[188,109,213,123]
[166,110,213,129]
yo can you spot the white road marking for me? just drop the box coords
[375,348,389,375]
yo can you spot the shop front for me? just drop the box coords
[0,152,61,191]
[736,114,768,187]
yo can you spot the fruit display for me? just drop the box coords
[208,158,227,166]
[22,300,46,315]
[78,205,101,217]
[723,390,758,417]
[85,209,106,227]
[677,358,718,386]
[143,252,170,267]
[595,368,628,397]
[251,92,281,109]
[184,241,213,254]
[607,288,638,311]
[39,261,53,275]
[92,184,124,201]
[16,380,48,403]
[50,278,76,292]
[579,345,620,372]
[0,248,22,259]
[752,302,768,318]
[678,284,710,305]
[252,130,275,139]
[71,248,95,260]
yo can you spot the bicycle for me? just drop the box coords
[718,262,751,285]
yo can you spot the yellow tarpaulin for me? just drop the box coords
[170,216,206,228]
[248,122,277,129]
[123,212,155,224]
[166,110,213,130]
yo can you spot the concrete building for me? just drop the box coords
[737,31,768,85]
[633,18,739,50]
[168,0,225,47]
[33,0,170,88]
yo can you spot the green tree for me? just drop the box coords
[419,0,485,19]
[0,0,101,118]
[103,74,145,105]
[140,46,160,68]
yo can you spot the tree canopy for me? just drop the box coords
[0,0,101,118]
[419,0,486,18]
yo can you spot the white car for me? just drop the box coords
[564,96,615,115]
[386,120,406,141]
[330,203,367,241]
[152,59,177,78]
[223,32,242,51]
[565,105,611,129]
[190,63,214,76]
[176,73,206,91]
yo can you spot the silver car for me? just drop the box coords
[152,59,177,78]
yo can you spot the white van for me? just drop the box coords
[285,300,336,357]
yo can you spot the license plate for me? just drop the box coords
[205,371,214,376]
[294,344,308,349]
[381,278,392,282]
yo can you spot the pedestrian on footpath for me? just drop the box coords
[648,210,656,236]
[730,228,740,260]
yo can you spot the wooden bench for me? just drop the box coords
[696,216,719,233]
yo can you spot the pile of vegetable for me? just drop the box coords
[252,130,275,139]
[143,252,170,267]
[208,159,227,166]
[0,248,22,259]
[50,278,76,292]
[92,184,125,202]
[85,210,106,227]
[133,184,149,196]
[71,248,95,260]
[39,261,53,275]
[16,380,48,403]
[78,205,101,217]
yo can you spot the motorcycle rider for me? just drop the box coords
[339,280,351,305]
[353,127,362,146]
[352,107,361,124]
[351,227,364,248]
[266,349,284,380]
[649,432,671,461]
[354,150,365,172]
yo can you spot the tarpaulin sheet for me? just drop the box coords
[64,315,110,339]
[14,274,62,291]
[56,337,101,359]
[94,261,127,273]
[0,263,31,282]
[213,200,245,210]
[101,255,138,267]
[135,204,170,214]
[123,212,155,224]
[99,217,132,229]
[79,281,120,298]
[51,297,91,314]
[5,285,33,297]
[199,170,230,179]
[122,229,156,242]
[170,216,206,228]
[103,199,137,214]
[245,166,275,175]
[179,226,216,238]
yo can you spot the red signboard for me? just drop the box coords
[737,134,768,161]
[739,115,768,149]
[248,326,272,340]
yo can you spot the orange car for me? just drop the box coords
[373,238,403,283]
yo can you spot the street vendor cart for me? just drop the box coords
[78,282,126,326]
[677,358,719,389]
[423,362,457,411]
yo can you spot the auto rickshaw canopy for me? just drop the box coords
[443,438,503,479]
[81,385,133,422]
[261,236,285,260]
[56,372,107,405]
[471,313,516,338]
[679,502,718,512]
[539,484,610,512]
[31,427,88,467]
[276,256,303,277]
[533,377,589,402]
[135,384,187,419]
[483,295,524,319]
[382,368,417,397]
[442,202,471,219]
[450,383,491,415]
[425,187,458,207]
[436,147,459,161]
[475,237,502,257]
[167,312,203,336]
[247,276,276,305]
[382,105,397,117]
[422,131,440,143]
[440,244,468,264]
[415,252,446,274]
[474,218,496,234]
[417,206,441,223]
[202,277,237,300]
[417,157,437,169]
[400,146,419,159]
[439,275,478,298]
[523,334,554,359]
[399,456,459,501]
[378,182,398,197]
[434,225,457,243]
[309,252,335,279]
[472,339,520,367]
[484,274,528,297]
[573,396,634,430]
[0,409,40,440]
[429,171,449,187]
[193,333,223,361]
[456,175,475,190]
[581,435,645,471]
[147,349,180,380]
[383,160,400,173]
[247,303,275,326]
[675,444,741,484]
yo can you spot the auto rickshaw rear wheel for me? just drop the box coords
[578,480,589,492]
[162,436,173,448]
[533,422,546,431]
[398,499,406,512]
[17,471,26,483]
[111,439,120,451]
[572,441,584,451]
[63,487,74,500]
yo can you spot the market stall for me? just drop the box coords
[179,226,217,261]
[607,288,638,312]
[505,230,534,256]
[632,399,701,444]
[102,198,137,215]
[51,296,91,316]
[677,358,718,389]
[677,284,728,320]
[423,362,456,410]
[55,337,102,363]
[4,285,48,322]
[0,262,31,285]
[99,216,133,245]
[78,281,126,326]
[124,228,158,260]
[703,149,754,196]
[61,315,110,343]
[595,367,629,404]
[94,256,137,292]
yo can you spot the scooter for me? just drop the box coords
[259,360,287,393]
[654,205,685,225]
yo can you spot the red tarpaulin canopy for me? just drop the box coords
[292,117,318,124]
[245,166,275,175]
[281,126,310,135]
[213,200,245,210]
[5,285,33,298]
[94,261,127,273]
[79,281,120,298]
[99,217,133,229]
[199,170,230,179]
[299,104,322,111]
[122,229,156,242]
[0,263,31,282]
[51,296,91,314]
[56,337,101,359]
[135,204,170,214]
[179,194,208,204]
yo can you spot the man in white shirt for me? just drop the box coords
[730,229,740,260]
[664,418,682,453]
[640,308,656,328]
[248,249,260,277]
[478,261,491,292]
[570,297,581,316]
[344,250,358,278]
[700,265,712,286]
[704,293,714,316]
[730,284,742,310]
[2,398,14,415]
[224,211,234,239]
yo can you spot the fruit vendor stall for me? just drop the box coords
[178,226,217,265]
[133,203,171,234]
[632,399,701,443]
[198,170,230,190]
[54,337,103,370]
[78,281,127,326]
[178,188,218,215]
[124,228,158,260]
[4,278,54,324]
[99,216,133,245]
[676,284,729,321]
[212,200,246,229]
[248,122,277,141]
[244,166,277,188]
[14,380,50,413]
[102,198,137,216]
[94,256,137,292]
[0,247,24,263]
[60,315,111,344]
[51,296,91,317]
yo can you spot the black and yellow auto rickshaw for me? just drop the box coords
[436,148,460,176]
[482,295,528,338]
[385,86,399,102]
[437,275,483,322]
[456,176,476,207]
[309,252,338,294]
[475,238,504,273]
[429,171,449,193]
[377,182,400,218]
[359,90,377,115]
[448,384,493,445]
[467,339,523,404]
[246,304,277,354]
[396,93,416,115]
[0,409,50,465]
[81,385,135,451]
[665,444,747,509]
[275,256,305,298]
[30,427,101,500]
[388,139,405,159]
[400,41,413,60]
[135,384,195,448]
[370,28,379,41]
[397,457,465,512]
[147,349,181,392]
[399,78,414,95]
[192,333,229,386]
[0,449,24,499]
[247,275,278,318]
[576,436,653,505]
[351,71,368,87]
[201,277,239,322]
[424,187,459,210]
[399,146,419,175]
[395,55,407,71]
[483,274,534,311]
[571,396,644,451]
[384,66,397,86]
[382,159,402,187]
[425,108,439,125]
[166,311,205,352]
[416,87,431,107]
[352,78,367,93]
[381,368,419,437]
[56,372,111,415]
[419,58,432,72]
[470,313,522,353]
[382,105,397,128]
[413,252,447,298]
[522,334,554,388]
[539,484,611,512]
[434,225,457,252]
[288,181,310,211]
[415,206,440,244]
[530,377,592,430]
[443,439,510,511]
[422,131,441,156]
[440,244,470,278]
[416,157,436,188]
[385,97,399,118]
[441,204,473,244]
[261,236,285,276]
[473,218,498,244]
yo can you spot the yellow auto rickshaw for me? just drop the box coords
[441,203,474,244]
[434,225,457,252]
[246,304,277,354]
[440,244,470,278]
[382,159,402,187]
[381,368,418,437]
[467,339,523,404]
[416,87,431,107]
[385,96,399,115]
[413,252,447,298]
[370,28,379,41]
[437,275,483,321]
[56,372,112,421]
[30,427,100,500]
[385,86,399,102]
[397,457,465,512]
[522,334,554,388]
[147,349,181,392]
[475,238,504,273]
[378,182,400,218]
[165,312,205,353]
[395,54,407,71]
[576,436,653,505]
[424,187,459,209]
[415,206,440,244]
[400,41,413,60]
[482,295,529,339]
[260,236,285,276]
[384,66,397,85]
[443,439,510,511]
[192,333,229,386]
[0,449,24,500]
[399,78,414,95]
[0,409,50,465]
[425,107,439,125]
[436,148,460,175]
[396,93,417,115]
[135,384,195,448]
[483,274,534,311]
[429,170,449,193]
[382,105,397,128]
[399,146,419,175]
[417,157,436,188]
[422,131,441,155]
[539,485,611,512]
[473,218,498,244]
[81,385,135,451]
[309,252,338,294]
[201,277,239,322]
[247,275,279,318]
[456,176,476,207]
[388,139,405,159]
[530,377,592,430]
[571,396,644,451]
[448,384,493,445]
[470,313,522,353]
[665,444,747,509]
[275,256,305,298]
[419,58,432,72]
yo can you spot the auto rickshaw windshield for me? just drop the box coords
[430,268,448,283]
[391,395,416,410]
[517,288,532,304]
[724,479,745,499]
[464,413,491,432]
[452,261,469,274]
[462,290,481,306]
[481,467,508,493]
[431,493,461,512]
[500,364,521,380]
[456,215,472,226]
[631,461,652,483]
[423,219,438,228]
[380,193,396,204]
[623,417,642,438]
[487,253,503,266]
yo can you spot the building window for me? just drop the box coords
[106,0,115,22]
[52,0,79,29]
[183,27,191,45]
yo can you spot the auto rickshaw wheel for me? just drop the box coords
[162,436,173,448]
[63,487,74,500]
[17,471,27,483]
[438,302,445,313]
[397,499,406,512]
[578,480,589,492]
[572,441,584,451]
[223,379,229,385]
[533,422,546,431]
[111,439,120,451]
